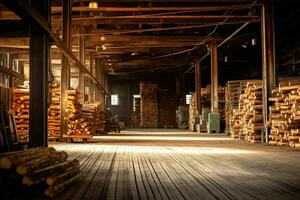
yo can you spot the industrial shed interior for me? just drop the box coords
[0,0,300,199]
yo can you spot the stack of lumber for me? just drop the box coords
[140,82,158,128]
[225,80,248,136]
[158,90,177,128]
[82,103,106,135]
[189,93,196,131]
[229,80,263,141]
[65,90,89,138]
[48,84,61,139]
[0,147,80,198]
[12,87,29,143]
[241,81,263,143]
[230,93,248,139]
[268,77,300,148]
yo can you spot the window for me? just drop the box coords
[133,94,141,111]
[186,94,192,105]
[111,94,119,105]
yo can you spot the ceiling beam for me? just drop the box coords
[0,0,108,94]
[51,4,257,13]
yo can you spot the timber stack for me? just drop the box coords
[225,80,248,137]
[65,90,90,139]
[268,77,300,148]
[140,82,158,128]
[241,80,263,143]
[12,87,29,143]
[48,83,61,139]
[189,92,196,131]
[228,80,262,140]
[0,147,80,198]
[82,103,106,135]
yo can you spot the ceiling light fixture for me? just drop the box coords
[102,44,106,50]
[100,36,105,41]
[89,1,98,9]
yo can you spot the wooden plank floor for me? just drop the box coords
[51,129,300,200]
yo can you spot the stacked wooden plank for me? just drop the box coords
[0,147,80,198]
[268,78,300,148]
[241,81,263,143]
[12,87,29,143]
[140,82,158,128]
[82,103,106,135]
[48,84,61,139]
[225,80,248,137]
[158,90,177,128]
[65,90,90,139]
[229,80,262,141]
[189,92,196,131]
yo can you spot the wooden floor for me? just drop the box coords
[51,129,300,200]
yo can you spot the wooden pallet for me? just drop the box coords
[63,134,92,143]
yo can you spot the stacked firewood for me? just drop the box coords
[268,78,300,148]
[12,87,29,143]
[0,147,80,198]
[225,80,248,137]
[189,93,196,131]
[65,90,86,137]
[82,103,106,135]
[241,81,263,143]
[140,82,158,128]
[48,84,61,138]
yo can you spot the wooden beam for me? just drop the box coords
[72,0,253,2]
[0,65,22,78]
[51,4,258,13]
[0,0,108,95]
[28,0,49,147]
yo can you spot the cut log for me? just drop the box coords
[0,147,55,169]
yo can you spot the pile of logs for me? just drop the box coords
[268,78,300,148]
[189,93,196,131]
[48,84,61,139]
[12,87,29,143]
[232,80,263,142]
[65,90,87,137]
[225,80,248,137]
[140,82,159,128]
[0,147,80,198]
[82,103,106,135]
[65,91,106,139]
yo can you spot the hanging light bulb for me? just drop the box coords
[100,36,105,41]
[89,1,98,9]
[102,44,106,50]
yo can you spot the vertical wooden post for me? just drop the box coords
[29,0,49,147]
[210,43,218,113]
[90,53,95,103]
[60,0,72,140]
[78,26,85,104]
[261,1,276,143]
[195,60,202,115]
